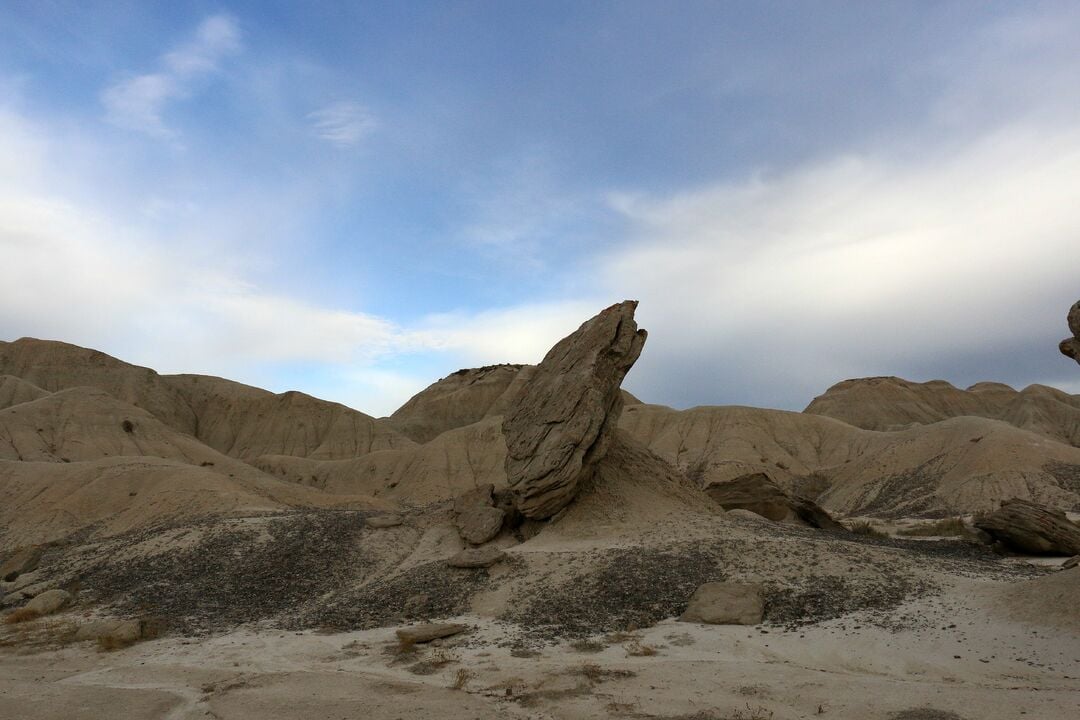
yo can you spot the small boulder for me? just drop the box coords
[1063,555,1079,570]
[367,514,404,529]
[974,499,1080,555]
[1060,300,1080,365]
[447,546,506,569]
[25,588,72,616]
[679,582,764,625]
[453,484,505,545]
[395,622,468,644]
[74,619,144,643]
[1,546,43,582]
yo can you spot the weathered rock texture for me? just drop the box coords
[0,546,43,582]
[679,582,764,625]
[25,588,72,615]
[502,301,647,519]
[447,546,506,568]
[974,499,1080,555]
[452,484,506,545]
[395,623,467,644]
[704,472,844,530]
[1061,300,1080,365]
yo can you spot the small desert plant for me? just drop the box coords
[897,518,966,537]
[450,667,472,690]
[396,635,418,655]
[121,420,135,433]
[847,520,886,538]
[570,638,607,653]
[624,641,658,657]
[3,608,42,624]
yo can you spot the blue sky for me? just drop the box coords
[2,1,1079,415]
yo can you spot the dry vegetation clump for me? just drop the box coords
[570,638,607,653]
[897,518,967,537]
[3,608,42,624]
[450,667,472,690]
[847,520,887,538]
[624,641,658,656]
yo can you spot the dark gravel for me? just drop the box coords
[502,546,726,638]
[75,510,373,634]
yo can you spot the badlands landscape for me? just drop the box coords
[1,300,1079,720]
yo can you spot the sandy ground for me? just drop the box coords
[2,576,1077,720]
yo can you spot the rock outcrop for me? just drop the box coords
[502,301,647,519]
[974,499,1080,555]
[452,484,506,544]
[1061,300,1080,365]
[704,472,844,530]
[0,546,43,582]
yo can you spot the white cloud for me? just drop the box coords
[307,101,376,147]
[102,14,241,137]
[602,121,1080,408]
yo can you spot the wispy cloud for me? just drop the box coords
[307,101,376,147]
[101,14,241,138]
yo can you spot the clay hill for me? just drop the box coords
[2,302,1080,720]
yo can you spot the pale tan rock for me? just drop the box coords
[503,301,647,519]
[74,619,143,643]
[452,485,505,544]
[1,546,43,582]
[25,588,72,615]
[1062,555,1079,569]
[395,623,468,644]
[679,582,764,625]
[366,515,403,528]
[447,546,506,568]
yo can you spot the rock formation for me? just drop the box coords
[704,472,844,530]
[502,301,647,519]
[1061,300,1080,365]
[974,499,1080,555]
[452,484,505,544]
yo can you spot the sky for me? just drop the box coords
[1,1,1079,416]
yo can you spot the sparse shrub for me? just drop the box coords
[3,608,42,624]
[570,638,606,653]
[897,518,966,537]
[624,641,658,657]
[121,420,134,434]
[450,667,472,690]
[847,520,886,538]
[396,635,418,655]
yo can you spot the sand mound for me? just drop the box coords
[0,455,389,547]
[0,338,197,432]
[388,364,532,443]
[987,567,1080,632]
[0,375,49,410]
[805,375,1080,447]
[619,403,1080,517]
[545,430,716,539]
[165,373,414,460]
[0,338,414,461]
[255,415,508,503]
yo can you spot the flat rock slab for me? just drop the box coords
[367,515,403,529]
[74,619,143,643]
[447,546,506,568]
[679,582,764,625]
[395,623,468,644]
